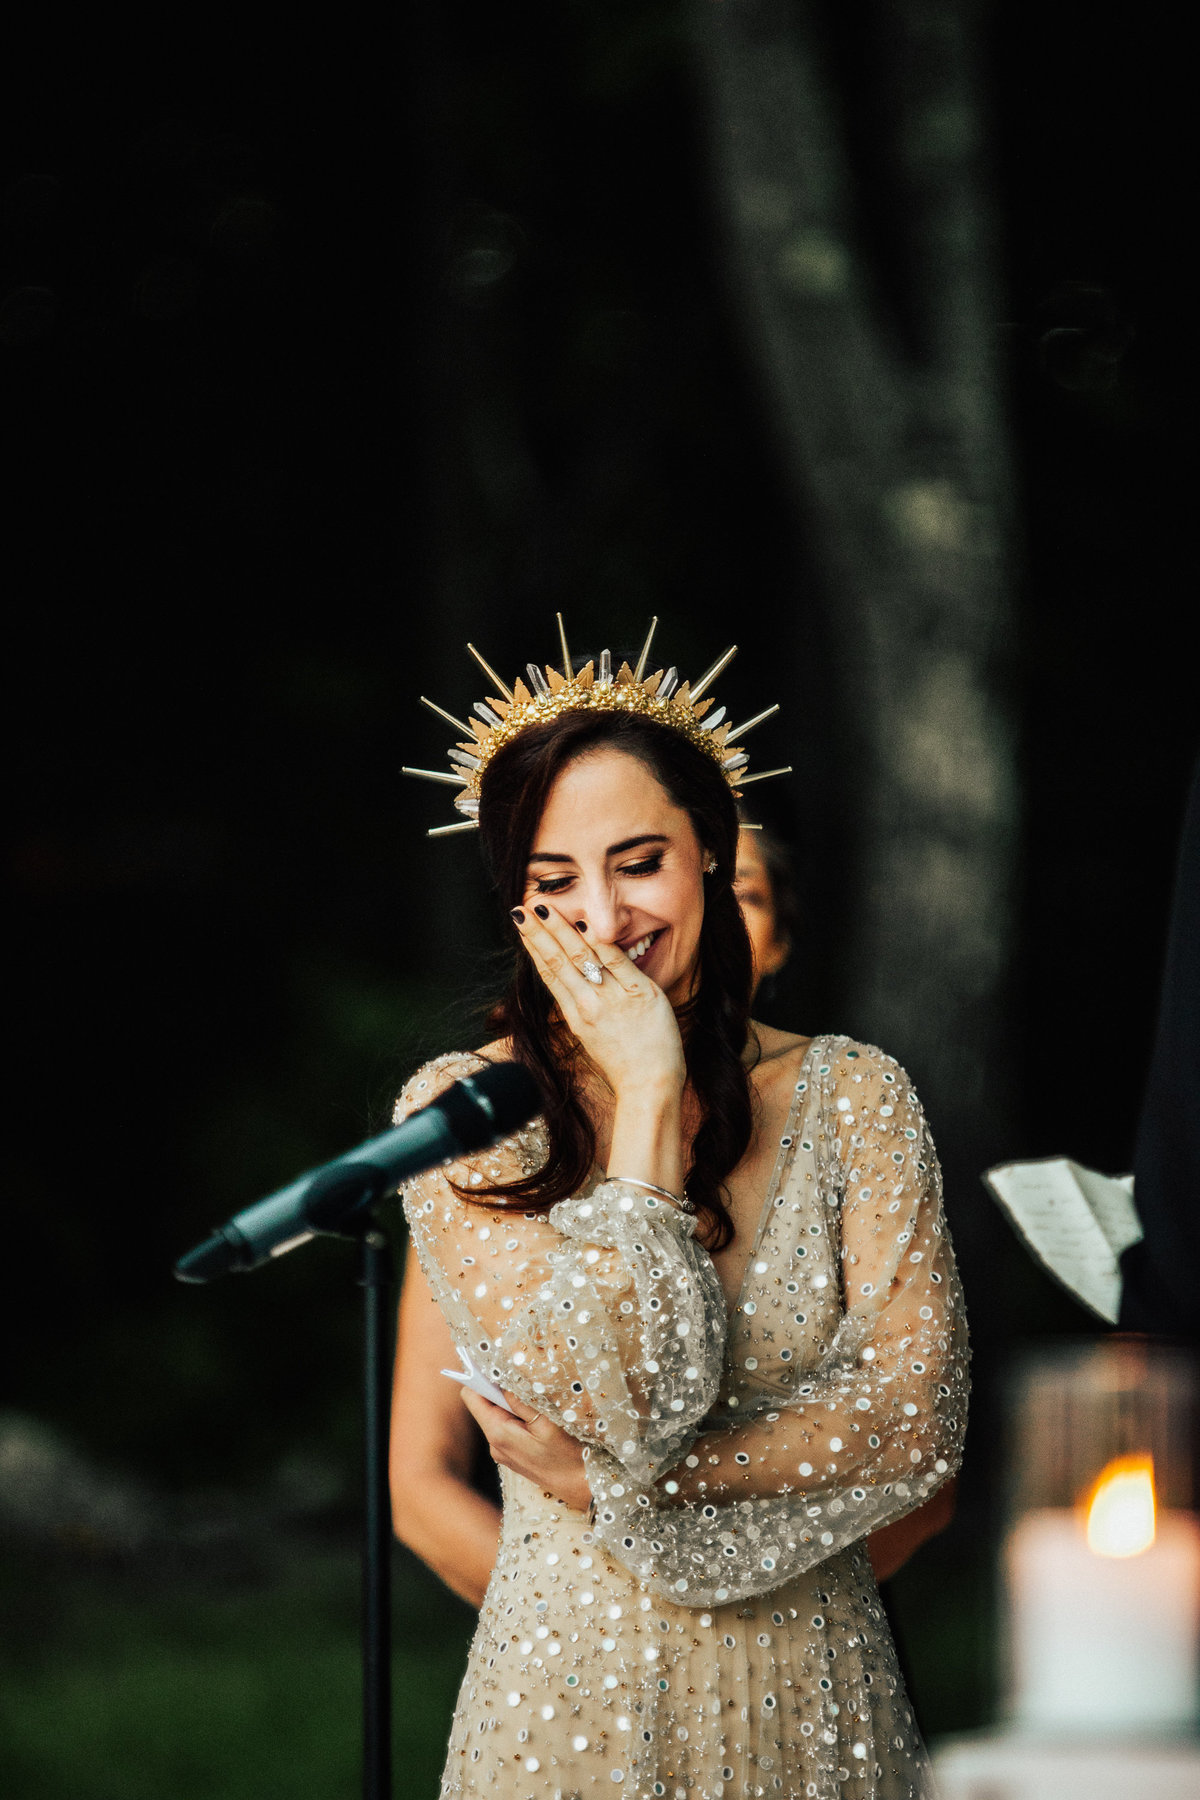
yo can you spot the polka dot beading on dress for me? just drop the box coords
[396,1036,967,1799]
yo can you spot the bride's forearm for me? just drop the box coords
[392,1469,501,1607]
[606,1082,685,1204]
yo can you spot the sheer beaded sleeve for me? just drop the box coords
[395,1053,727,1489]
[584,1042,969,1604]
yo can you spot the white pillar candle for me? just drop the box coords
[1005,1504,1200,1734]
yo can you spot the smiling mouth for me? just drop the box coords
[626,929,664,964]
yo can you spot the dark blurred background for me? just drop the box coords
[3,4,1193,1795]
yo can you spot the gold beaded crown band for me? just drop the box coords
[402,615,791,837]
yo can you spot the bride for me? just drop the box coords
[395,627,968,1798]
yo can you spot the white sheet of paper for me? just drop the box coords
[441,1344,516,1413]
[983,1156,1140,1324]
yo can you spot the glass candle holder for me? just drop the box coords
[1002,1337,1199,1738]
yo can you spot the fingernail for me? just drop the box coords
[572,920,586,932]
[533,904,549,920]
[510,907,525,924]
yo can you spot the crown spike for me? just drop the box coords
[689,644,738,702]
[466,643,514,703]
[427,819,482,836]
[420,695,474,737]
[556,613,573,677]
[633,615,659,683]
[726,703,780,741]
[735,765,793,786]
[402,766,473,787]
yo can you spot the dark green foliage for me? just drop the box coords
[0,1543,476,1800]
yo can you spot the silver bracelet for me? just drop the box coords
[610,1174,691,1212]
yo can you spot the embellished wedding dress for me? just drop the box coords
[396,1035,968,1799]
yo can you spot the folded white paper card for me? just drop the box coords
[982,1157,1141,1324]
[442,1343,516,1413]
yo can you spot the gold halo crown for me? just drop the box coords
[402,615,791,837]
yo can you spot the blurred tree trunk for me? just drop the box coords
[695,0,1017,1195]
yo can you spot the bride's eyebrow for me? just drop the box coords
[527,834,669,866]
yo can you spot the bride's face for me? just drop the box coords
[523,747,710,1007]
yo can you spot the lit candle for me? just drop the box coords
[1006,1455,1200,1735]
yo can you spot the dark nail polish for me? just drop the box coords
[533,904,549,920]
[510,907,525,924]
[572,920,586,932]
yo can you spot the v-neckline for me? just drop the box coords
[724,1034,824,1322]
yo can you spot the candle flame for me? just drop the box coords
[1083,1454,1156,1558]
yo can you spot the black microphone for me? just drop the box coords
[174,1062,541,1283]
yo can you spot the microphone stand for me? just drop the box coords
[180,1163,399,1800]
[266,1165,398,1800]
[356,1222,395,1800]
[314,1183,398,1800]
[294,1183,397,1800]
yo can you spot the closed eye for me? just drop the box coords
[530,854,664,894]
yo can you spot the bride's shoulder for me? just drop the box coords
[393,1037,515,1123]
[801,1033,921,1105]
[748,1026,907,1098]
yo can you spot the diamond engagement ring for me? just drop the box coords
[579,959,604,985]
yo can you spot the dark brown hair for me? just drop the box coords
[474,706,755,1249]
